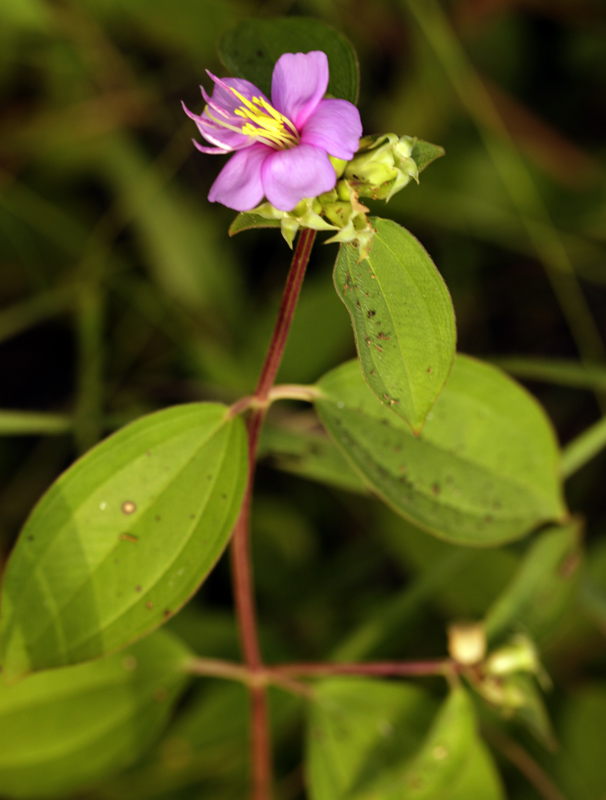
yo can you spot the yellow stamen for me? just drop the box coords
[226,87,299,150]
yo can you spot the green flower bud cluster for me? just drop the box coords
[243,134,424,260]
[317,181,375,261]
[251,197,336,249]
[344,133,419,201]
[454,630,553,738]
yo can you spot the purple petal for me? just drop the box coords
[197,117,250,150]
[208,144,270,211]
[261,144,337,211]
[271,52,329,130]
[192,139,230,155]
[299,98,363,160]
[205,72,270,116]
[183,99,246,151]
[185,74,271,152]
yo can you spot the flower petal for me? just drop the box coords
[271,51,329,130]
[191,74,272,151]
[299,98,363,160]
[205,72,270,117]
[261,144,337,211]
[208,144,270,211]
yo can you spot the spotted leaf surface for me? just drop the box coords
[0,404,248,681]
[334,218,456,432]
[315,356,566,545]
[0,631,191,798]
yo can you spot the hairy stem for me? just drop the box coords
[230,228,317,800]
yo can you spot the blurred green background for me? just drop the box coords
[1,1,606,798]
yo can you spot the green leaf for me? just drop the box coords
[314,356,566,546]
[306,681,476,800]
[105,682,251,800]
[334,218,456,431]
[387,687,476,800]
[229,213,281,237]
[0,630,191,798]
[484,522,581,645]
[218,18,359,103]
[411,139,446,173]
[258,419,368,494]
[443,740,505,800]
[307,678,436,800]
[0,403,248,681]
[103,681,302,800]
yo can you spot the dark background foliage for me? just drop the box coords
[1,1,605,798]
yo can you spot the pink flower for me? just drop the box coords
[183,51,363,212]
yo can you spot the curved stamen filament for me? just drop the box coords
[206,82,299,150]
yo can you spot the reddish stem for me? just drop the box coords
[230,228,316,800]
[270,659,453,678]
[255,228,317,401]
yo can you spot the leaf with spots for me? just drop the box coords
[306,679,477,800]
[0,629,191,798]
[258,419,368,494]
[314,356,566,546]
[334,218,456,432]
[0,404,248,681]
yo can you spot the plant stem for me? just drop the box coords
[187,655,453,695]
[269,659,453,678]
[255,229,317,402]
[230,228,317,800]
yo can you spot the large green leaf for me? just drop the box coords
[390,687,476,799]
[258,419,368,494]
[334,218,456,431]
[0,403,248,681]
[444,740,505,800]
[101,681,302,800]
[484,522,581,644]
[306,680,476,800]
[218,18,359,103]
[315,356,566,545]
[307,678,435,800]
[0,630,191,798]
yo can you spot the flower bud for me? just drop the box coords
[484,635,540,677]
[328,155,348,179]
[475,675,527,711]
[251,197,336,248]
[319,183,375,261]
[447,621,487,665]
[344,134,419,202]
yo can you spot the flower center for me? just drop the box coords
[207,84,299,150]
